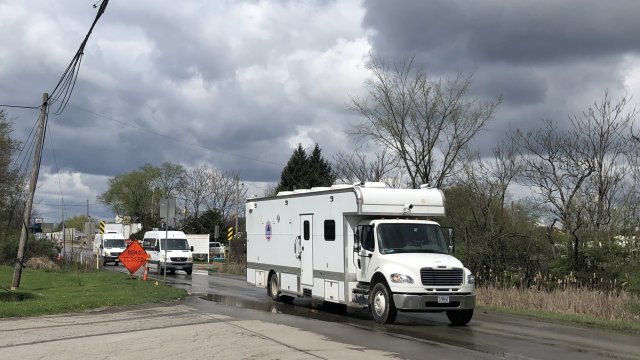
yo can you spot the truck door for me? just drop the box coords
[357,224,375,282]
[300,215,314,286]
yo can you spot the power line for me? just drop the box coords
[49,0,109,115]
[40,203,104,207]
[47,120,66,222]
[0,104,39,109]
[11,115,39,174]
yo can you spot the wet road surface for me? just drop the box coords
[108,265,640,359]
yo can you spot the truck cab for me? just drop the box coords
[142,230,193,275]
[354,219,475,324]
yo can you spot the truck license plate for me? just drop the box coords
[437,296,450,304]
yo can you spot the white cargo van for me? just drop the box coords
[96,233,127,266]
[142,230,193,275]
[246,182,476,325]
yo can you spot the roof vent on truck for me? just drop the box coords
[354,181,388,188]
[330,184,353,189]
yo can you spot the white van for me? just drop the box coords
[142,230,193,275]
[97,233,127,266]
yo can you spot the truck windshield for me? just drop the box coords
[104,239,126,248]
[376,223,448,254]
[160,238,190,250]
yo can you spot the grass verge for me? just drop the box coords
[477,305,640,333]
[0,265,187,318]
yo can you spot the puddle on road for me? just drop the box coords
[199,293,490,354]
[200,293,372,323]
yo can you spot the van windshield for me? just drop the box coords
[104,239,126,248]
[376,223,448,254]
[160,238,190,250]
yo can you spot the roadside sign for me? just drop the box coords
[118,241,148,275]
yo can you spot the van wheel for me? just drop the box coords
[370,282,397,324]
[158,263,164,275]
[185,269,192,275]
[446,309,473,326]
[268,273,281,301]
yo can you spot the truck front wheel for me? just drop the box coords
[370,282,397,324]
[446,309,473,326]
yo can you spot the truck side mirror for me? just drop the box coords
[190,246,194,251]
[99,244,103,249]
[154,245,160,252]
[353,243,361,253]
[444,227,455,254]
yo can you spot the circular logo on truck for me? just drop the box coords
[265,221,272,241]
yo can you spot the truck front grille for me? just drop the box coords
[420,268,463,286]
[170,257,188,262]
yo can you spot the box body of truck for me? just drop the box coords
[246,182,475,325]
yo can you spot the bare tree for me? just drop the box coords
[207,170,246,224]
[514,119,594,268]
[572,93,637,233]
[178,165,213,231]
[332,147,402,186]
[350,55,501,188]
[449,139,522,272]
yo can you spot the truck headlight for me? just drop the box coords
[390,273,414,284]
[467,274,475,285]
[104,252,111,257]
[187,255,193,262]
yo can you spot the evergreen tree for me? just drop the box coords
[308,143,336,187]
[275,143,335,193]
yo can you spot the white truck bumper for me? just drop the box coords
[393,293,475,311]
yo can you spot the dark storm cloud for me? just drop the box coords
[362,0,640,155]
[363,0,640,67]
[7,0,638,221]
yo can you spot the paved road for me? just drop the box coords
[118,265,640,359]
[1,292,505,360]
[3,265,637,359]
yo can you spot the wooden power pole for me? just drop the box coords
[12,93,48,290]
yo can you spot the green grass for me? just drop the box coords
[0,265,187,318]
[477,305,640,334]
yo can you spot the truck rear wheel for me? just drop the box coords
[370,282,397,324]
[446,309,473,326]
[268,272,281,301]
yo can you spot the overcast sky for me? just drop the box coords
[2,0,640,223]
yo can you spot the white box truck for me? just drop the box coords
[246,182,475,325]
[142,230,194,275]
[95,233,127,266]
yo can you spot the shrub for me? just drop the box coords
[0,235,56,265]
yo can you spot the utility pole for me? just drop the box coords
[231,176,239,263]
[12,93,48,290]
